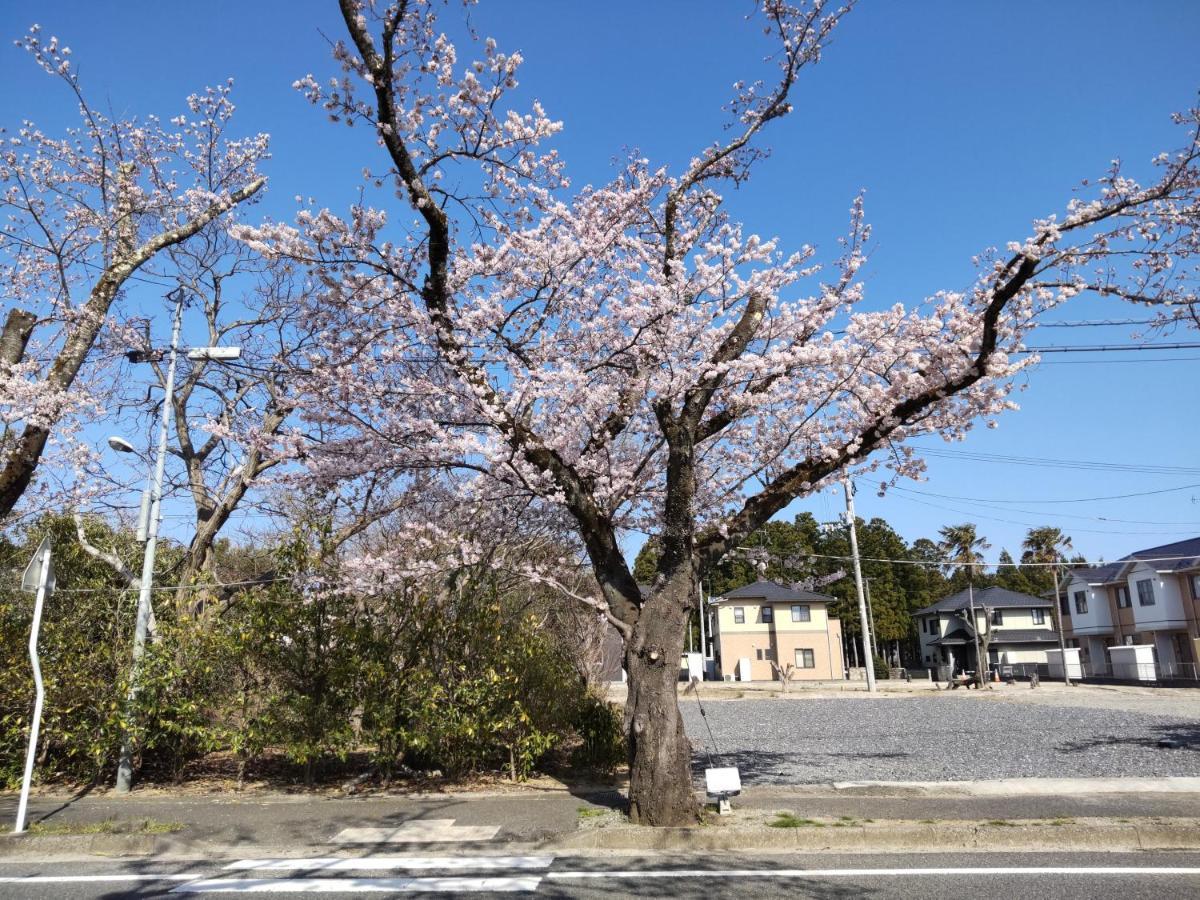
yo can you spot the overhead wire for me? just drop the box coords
[908,446,1200,477]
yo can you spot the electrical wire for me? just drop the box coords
[909,447,1200,477]
[1017,342,1200,353]
[863,478,1200,506]
[870,488,1200,537]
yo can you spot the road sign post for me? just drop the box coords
[14,536,54,835]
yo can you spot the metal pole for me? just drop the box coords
[14,538,52,834]
[698,587,708,675]
[843,478,877,693]
[1051,564,1073,687]
[115,288,185,794]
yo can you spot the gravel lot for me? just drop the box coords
[680,694,1200,784]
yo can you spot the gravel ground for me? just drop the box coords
[680,694,1200,784]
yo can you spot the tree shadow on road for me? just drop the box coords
[1055,722,1200,754]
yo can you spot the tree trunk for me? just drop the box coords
[624,589,697,826]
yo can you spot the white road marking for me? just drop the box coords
[171,875,541,892]
[331,821,500,843]
[545,866,1200,880]
[225,855,554,871]
[0,874,205,884]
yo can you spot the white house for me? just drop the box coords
[916,586,1058,672]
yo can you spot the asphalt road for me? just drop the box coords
[1,852,1198,898]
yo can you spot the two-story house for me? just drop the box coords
[712,580,845,681]
[915,586,1059,672]
[1060,536,1200,677]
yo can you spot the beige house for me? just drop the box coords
[712,580,845,681]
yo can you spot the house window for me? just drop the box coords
[790,605,810,622]
[733,607,745,624]
[1136,579,1155,607]
[761,605,773,623]
[756,648,775,661]
[990,609,1004,626]
[1032,609,1046,625]
[1190,575,1200,600]
[1074,591,1088,615]
[1116,586,1131,609]
[795,648,815,668]
[1059,595,1069,616]
[920,618,927,634]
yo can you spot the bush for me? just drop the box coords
[872,653,890,680]
[0,513,624,788]
[570,693,625,773]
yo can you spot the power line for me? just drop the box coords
[861,477,1200,506]
[876,483,1200,528]
[1018,342,1200,353]
[1036,318,1164,328]
[1037,356,1200,365]
[911,446,1200,477]
[796,551,1196,570]
[870,488,1200,536]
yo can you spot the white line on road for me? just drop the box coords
[0,874,205,884]
[172,875,541,892]
[331,821,501,843]
[545,866,1200,880]
[225,856,554,871]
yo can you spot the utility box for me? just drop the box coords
[1108,644,1156,681]
[684,652,705,682]
[1046,648,1083,680]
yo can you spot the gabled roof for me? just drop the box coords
[1069,535,1200,584]
[931,620,976,646]
[714,579,835,604]
[914,585,1051,617]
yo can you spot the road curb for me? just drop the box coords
[550,819,1200,853]
[2,818,1196,859]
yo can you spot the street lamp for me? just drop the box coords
[111,286,242,794]
[107,436,136,455]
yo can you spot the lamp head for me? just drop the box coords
[107,436,136,454]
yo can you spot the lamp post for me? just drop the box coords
[111,287,241,794]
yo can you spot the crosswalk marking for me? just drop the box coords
[172,875,541,893]
[331,821,500,843]
[224,856,554,872]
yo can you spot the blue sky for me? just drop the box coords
[2,1,1199,566]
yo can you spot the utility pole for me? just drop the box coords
[698,586,708,676]
[1050,563,1073,687]
[843,478,877,693]
[115,288,186,794]
[864,577,879,662]
[968,582,985,688]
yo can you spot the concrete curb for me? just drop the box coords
[2,818,1196,859]
[555,819,1200,853]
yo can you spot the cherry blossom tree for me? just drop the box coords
[240,0,1200,824]
[0,28,269,519]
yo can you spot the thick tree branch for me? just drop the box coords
[0,176,266,518]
